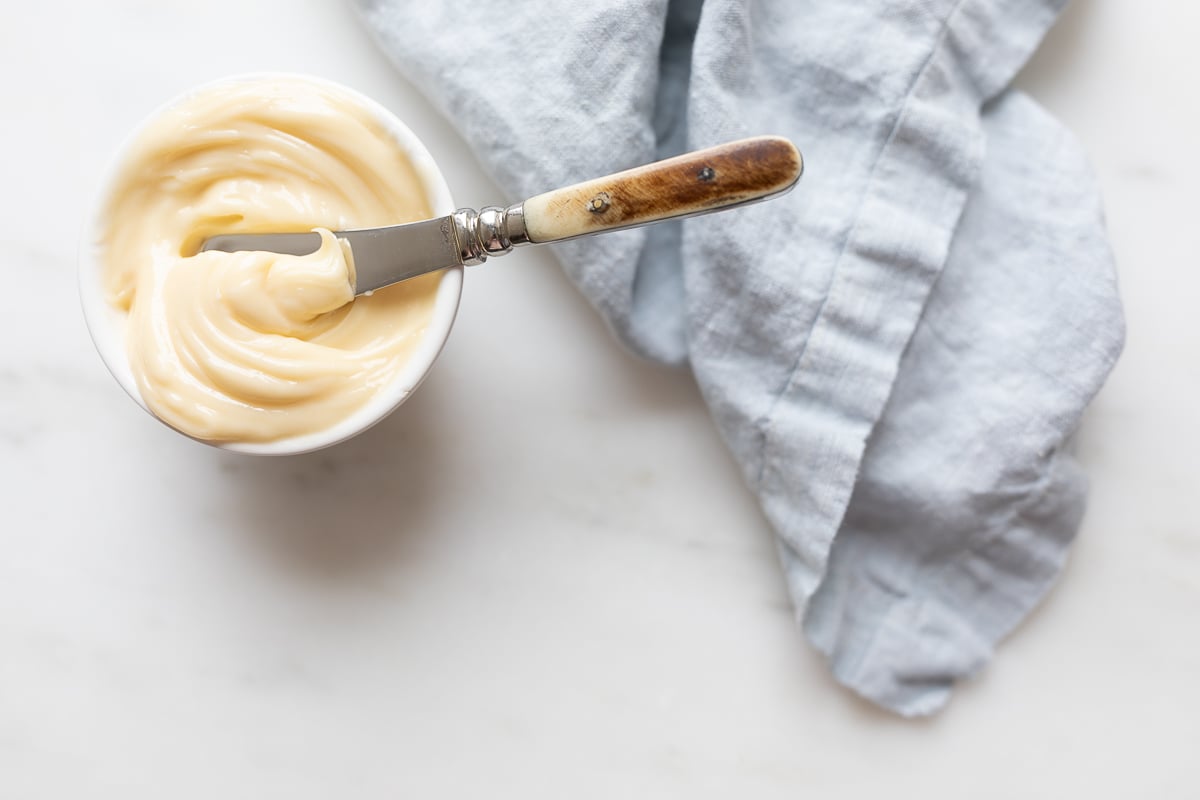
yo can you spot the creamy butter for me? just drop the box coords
[99,77,442,443]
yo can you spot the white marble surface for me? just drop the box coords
[1,1,1196,796]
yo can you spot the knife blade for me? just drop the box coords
[201,215,463,294]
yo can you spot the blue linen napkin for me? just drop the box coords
[356,0,1124,715]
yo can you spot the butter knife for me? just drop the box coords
[202,136,803,295]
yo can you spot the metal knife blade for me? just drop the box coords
[201,215,463,294]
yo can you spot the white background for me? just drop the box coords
[1,1,1196,796]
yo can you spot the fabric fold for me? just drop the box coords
[805,92,1124,714]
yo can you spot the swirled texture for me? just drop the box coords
[100,77,441,443]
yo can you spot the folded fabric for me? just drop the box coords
[356,0,1124,715]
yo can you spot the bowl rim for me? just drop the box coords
[78,71,463,456]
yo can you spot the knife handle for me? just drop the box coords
[522,136,802,244]
[450,136,802,265]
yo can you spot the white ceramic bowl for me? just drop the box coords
[79,73,462,456]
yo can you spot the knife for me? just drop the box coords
[201,136,803,295]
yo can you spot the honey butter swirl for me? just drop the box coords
[100,77,441,443]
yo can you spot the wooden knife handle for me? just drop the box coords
[520,136,803,244]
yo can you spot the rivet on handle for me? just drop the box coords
[587,193,611,214]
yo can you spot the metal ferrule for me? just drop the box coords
[450,203,530,266]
